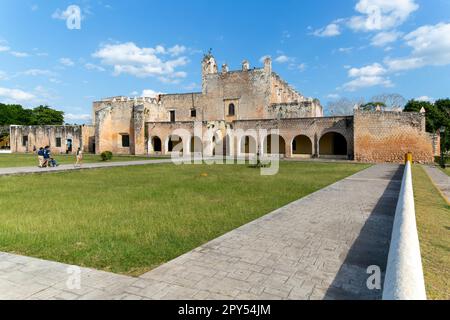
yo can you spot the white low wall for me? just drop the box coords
[382,161,427,300]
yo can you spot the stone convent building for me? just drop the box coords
[9,54,437,163]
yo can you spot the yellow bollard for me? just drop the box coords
[405,152,413,164]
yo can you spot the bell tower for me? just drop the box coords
[201,49,218,94]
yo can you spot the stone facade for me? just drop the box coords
[353,110,434,163]
[93,55,327,156]
[7,54,437,163]
[10,125,84,154]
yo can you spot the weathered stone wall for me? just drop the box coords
[10,125,83,154]
[146,116,354,159]
[354,110,434,163]
[234,116,353,159]
[81,125,95,153]
[270,72,303,104]
[201,68,271,120]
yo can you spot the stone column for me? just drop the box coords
[133,104,146,155]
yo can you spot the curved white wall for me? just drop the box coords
[382,162,427,300]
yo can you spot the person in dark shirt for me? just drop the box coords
[43,146,50,167]
[37,147,44,168]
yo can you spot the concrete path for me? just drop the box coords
[0,164,402,300]
[0,159,174,176]
[423,165,450,202]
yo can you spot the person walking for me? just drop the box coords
[37,147,44,168]
[43,146,50,168]
[75,147,83,167]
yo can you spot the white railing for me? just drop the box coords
[382,161,427,300]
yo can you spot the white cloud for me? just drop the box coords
[167,45,186,56]
[348,0,419,32]
[59,58,75,66]
[385,22,450,71]
[85,63,105,72]
[10,51,29,57]
[0,87,36,102]
[313,0,417,39]
[0,45,10,52]
[183,82,200,91]
[371,30,403,47]
[141,89,163,98]
[342,63,393,91]
[21,69,55,77]
[416,96,434,102]
[348,63,386,77]
[92,42,189,81]
[296,63,307,72]
[338,47,353,53]
[274,55,293,63]
[65,113,92,122]
[327,93,340,99]
[31,4,38,11]
[312,23,341,37]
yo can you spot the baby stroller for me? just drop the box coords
[48,157,59,167]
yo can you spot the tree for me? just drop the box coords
[404,99,450,151]
[0,103,64,125]
[30,105,64,125]
[371,93,406,111]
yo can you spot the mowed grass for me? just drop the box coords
[0,153,165,168]
[441,168,450,176]
[0,161,368,276]
[413,166,450,300]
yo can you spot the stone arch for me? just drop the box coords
[292,135,313,156]
[190,136,203,154]
[167,135,183,152]
[263,134,286,155]
[319,132,347,157]
[151,136,162,153]
[240,135,258,155]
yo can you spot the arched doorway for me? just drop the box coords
[263,134,286,156]
[292,135,313,156]
[152,136,162,153]
[240,136,257,155]
[319,132,347,158]
[190,136,203,155]
[168,135,183,152]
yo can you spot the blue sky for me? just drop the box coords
[0,0,449,123]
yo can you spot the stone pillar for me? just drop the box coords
[133,104,146,155]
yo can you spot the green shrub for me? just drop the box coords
[100,151,113,161]
[435,156,450,164]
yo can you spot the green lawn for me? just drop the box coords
[0,153,166,168]
[0,161,368,276]
[413,166,450,300]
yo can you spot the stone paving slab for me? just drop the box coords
[423,165,450,202]
[0,164,402,300]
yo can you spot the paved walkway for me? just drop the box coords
[0,159,174,176]
[423,165,450,202]
[0,164,402,300]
